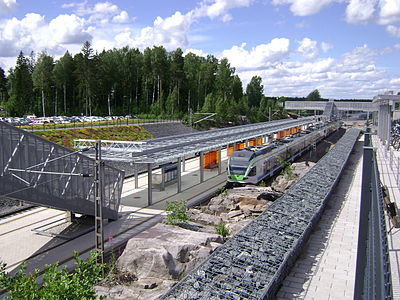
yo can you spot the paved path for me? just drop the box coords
[276,138,363,299]
[372,135,400,299]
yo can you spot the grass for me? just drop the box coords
[165,200,188,225]
[33,126,153,149]
[215,222,229,237]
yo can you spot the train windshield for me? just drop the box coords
[229,150,253,175]
[229,164,247,175]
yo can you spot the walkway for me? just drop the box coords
[372,135,400,299]
[276,137,363,299]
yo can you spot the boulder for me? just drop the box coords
[116,223,223,280]
[189,211,222,225]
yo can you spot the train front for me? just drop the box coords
[227,150,254,184]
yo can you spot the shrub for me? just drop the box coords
[215,222,229,237]
[277,157,294,180]
[0,252,106,300]
[165,200,188,225]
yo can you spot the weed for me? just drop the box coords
[165,200,189,225]
[215,222,229,237]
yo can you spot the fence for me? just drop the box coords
[354,131,393,300]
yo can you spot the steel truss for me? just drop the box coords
[0,121,124,220]
[75,117,318,164]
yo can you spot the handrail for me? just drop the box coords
[354,131,393,300]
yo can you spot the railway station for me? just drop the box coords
[0,94,399,299]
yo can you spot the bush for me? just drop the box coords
[277,157,294,179]
[165,200,188,225]
[0,252,106,300]
[215,222,229,237]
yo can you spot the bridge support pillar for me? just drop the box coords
[147,163,152,206]
[177,157,182,193]
[378,104,391,147]
[65,211,75,222]
[200,152,204,183]
[218,148,222,175]
[134,164,139,189]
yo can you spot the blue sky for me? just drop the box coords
[1,0,400,99]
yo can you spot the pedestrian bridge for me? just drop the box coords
[0,121,124,220]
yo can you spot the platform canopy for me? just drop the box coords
[74,117,318,164]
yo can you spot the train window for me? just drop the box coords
[230,165,247,175]
[248,166,256,176]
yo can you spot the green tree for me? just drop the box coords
[32,51,54,117]
[246,75,263,107]
[215,58,234,100]
[170,48,184,110]
[0,67,7,103]
[307,89,321,101]
[6,52,34,116]
[231,75,243,103]
[165,86,178,115]
[53,51,74,115]
[202,93,216,113]
[123,47,143,114]
[74,41,96,116]
[184,52,202,113]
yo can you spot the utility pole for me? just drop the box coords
[94,140,104,265]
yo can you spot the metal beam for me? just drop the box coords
[177,157,182,193]
[200,152,204,183]
[147,163,152,206]
[218,148,222,175]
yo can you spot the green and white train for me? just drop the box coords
[227,122,339,185]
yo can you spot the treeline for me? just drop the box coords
[0,41,286,124]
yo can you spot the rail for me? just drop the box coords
[354,131,393,300]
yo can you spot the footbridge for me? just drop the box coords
[286,93,400,146]
[0,121,124,220]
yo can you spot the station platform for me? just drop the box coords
[276,136,364,299]
[372,135,400,299]
[0,154,228,276]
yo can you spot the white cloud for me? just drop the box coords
[221,38,290,70]
[0,0,17,14]
[110,0,255,51]
[193,0,254,21]
[184,48,207,57]
[387,24,400,37]
[379,0,400,25]
[345,0,377,23]
[235,42,400,99]
[112,10,129,23]
[321,41,333,53]
[297,38,319,60]
[49,14,91,44]
[0,12,91,58]
[272,0,333,16]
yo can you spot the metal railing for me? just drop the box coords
[354,131,393,300]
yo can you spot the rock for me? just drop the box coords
[189,211,222,225]
[226,219,252,235]
[227,210,243,218]
[95,279,176,300]
[116,223,223,281]
[257,191,282,201]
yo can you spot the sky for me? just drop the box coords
[1,0,400,99]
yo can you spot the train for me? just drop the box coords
[227,122,340,185]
